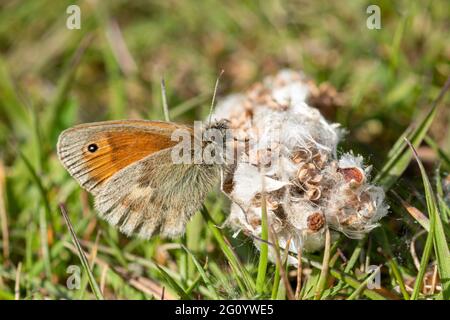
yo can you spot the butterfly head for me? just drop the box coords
[207,119,230,133]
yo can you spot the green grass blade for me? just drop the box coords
[375,76,450,190]
[301,255,387,300]
[256,192,269,296]
[406,139,450,299]
[270,261,281,299]
[45,35,92,137]
[435,169,450,225]
[0,56,30,131]
[181,245,219,299]
[347,266,381,300]
[59,204,104,300]
[425,136,450,170]
[314,228,331,300]
[17,149,52,278]
[156,264,190,300]
[200,206,255,296]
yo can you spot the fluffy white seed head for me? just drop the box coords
[214,69,389,262]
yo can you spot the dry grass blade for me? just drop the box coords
[269,226,294,300]
[0,160,9,261]
[411,230,427,271]
[105,19,137,76]
[14,262,22,300]
[295,245,303,300]
[99,264,109,295]
[114,266,176,300]
[393,191,430,231]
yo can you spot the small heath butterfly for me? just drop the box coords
[57,119,230,239]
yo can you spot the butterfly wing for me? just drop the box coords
[57,120,190,195]
[95,148,220,238]
[57,120,220,238]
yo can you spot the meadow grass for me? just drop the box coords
[0,0,449,300]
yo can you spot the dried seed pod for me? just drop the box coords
[247,83,265,101]
[215,70,388,258]
[307,212,325,232]
[243,99,253,111]
[306,187,321,201]
[297,163,317,183]
[359,191,370,203]
[344,191,359,207]
[336,209,359,226]
[251,193,262,207]
[254,148,273,167]
[270,215,284,233]
[267,97,289,110]
[338,167,365,187]
[312,151,328,169]
[267,198,280,210]
[248,214,261,229]
[306,174,323,186]
[306,81,343,119]
[251,192,280,210]
[292,148,312,164]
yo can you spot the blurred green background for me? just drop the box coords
[0,0,449,299]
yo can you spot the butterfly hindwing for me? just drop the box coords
[94,148,221,238]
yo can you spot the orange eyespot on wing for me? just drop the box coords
[57,120,193,194]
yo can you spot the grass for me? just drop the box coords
[0,0,449,300]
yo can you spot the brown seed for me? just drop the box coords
[307,174,323,185]
[297,163,316,182]
[307,212,325,232]
[251,193,280,210]
[306,187,321,201]
[312,151,327,169]
[292,148,312,164]
[336,209,360,226]
[267,199,279,210]
[251,193,263,206]
[338,167,365,185]
[248,215,261,229]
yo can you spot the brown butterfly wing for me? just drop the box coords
[57,120,191,195]
[94,148,220,238]
[57,120,220,238]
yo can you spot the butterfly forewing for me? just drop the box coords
[57,120,192,194]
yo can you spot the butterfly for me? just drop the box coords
[57,119,230,239]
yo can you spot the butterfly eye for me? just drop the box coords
[87,143,99,153]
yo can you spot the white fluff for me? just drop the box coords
[214,69,389,262]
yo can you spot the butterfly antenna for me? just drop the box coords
[161,77,170,122]
[208,69,224,125]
